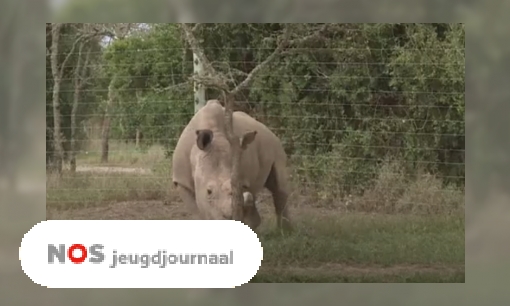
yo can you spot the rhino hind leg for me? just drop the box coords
[264,164,292,232]
[175,183,201,219]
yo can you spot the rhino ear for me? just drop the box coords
[196,129,213,150]
[240,131,257,149]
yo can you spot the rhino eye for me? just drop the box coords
[207,189,212,195]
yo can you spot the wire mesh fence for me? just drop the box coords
[46,23,465,218]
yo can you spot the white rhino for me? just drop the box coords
[171,99,292,232]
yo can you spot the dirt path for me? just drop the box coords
[75,165,152,174]
[260,262,465,276]
[46,200,190,220]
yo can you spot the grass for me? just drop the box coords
[47,141,465,283]
[46,171,169,209]
[47,142,171,209]
[252,213,464,282]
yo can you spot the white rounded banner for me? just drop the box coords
[20,220,263,288]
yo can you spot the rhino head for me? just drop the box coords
[193,128,258,223]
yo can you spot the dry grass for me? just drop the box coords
[351,160,465,214]
[75,142,167,168]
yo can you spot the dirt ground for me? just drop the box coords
[45,163,299,220]
[45,165,465,282]
[46,200,192,220]
[45,199,465,281]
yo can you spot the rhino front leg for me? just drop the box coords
[174,183,201,219]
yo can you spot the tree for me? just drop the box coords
[70,38,92,172]
[96,23,137,163]
[49,23,67,174]
[180,23,330,222]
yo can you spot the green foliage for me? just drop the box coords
[101,24,193,151]
[248,23,464,194]
[46,23,464,196]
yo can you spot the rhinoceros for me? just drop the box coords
[171,99,292,232]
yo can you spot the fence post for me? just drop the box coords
[193,53,206,113]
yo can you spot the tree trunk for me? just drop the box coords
[100,117,111,163]
[50,23,64,174]
[70,87,78,172]
[101,76,116,163]
[70,43,91,172]
[135,89,142,149]
[135,128,141,149]
[70,44,84,172]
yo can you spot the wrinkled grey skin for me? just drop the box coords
[171,99,291,232]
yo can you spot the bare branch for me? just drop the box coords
[58,30,87,78]
[57,23,130,79]
[79,47,94,88]
[180,23,229,91]
[229,67,248,77]
[287,23,330,47]
[231,24,330,96]
[152,81,191,93]
[231,26,291,96]
[50,23,63,80]
[212,61,247,79]
[181,23,212,73]
[73,41,85,82]
[181,23,330,97]
[82,23,138,40]
[189,74,228,90]
[225,66,248,88]
[83,47,92,75]
[79,23,111,38]
[77,44,92,88]
[118,23,136,38]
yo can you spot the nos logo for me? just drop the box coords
[48,244,105,264]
